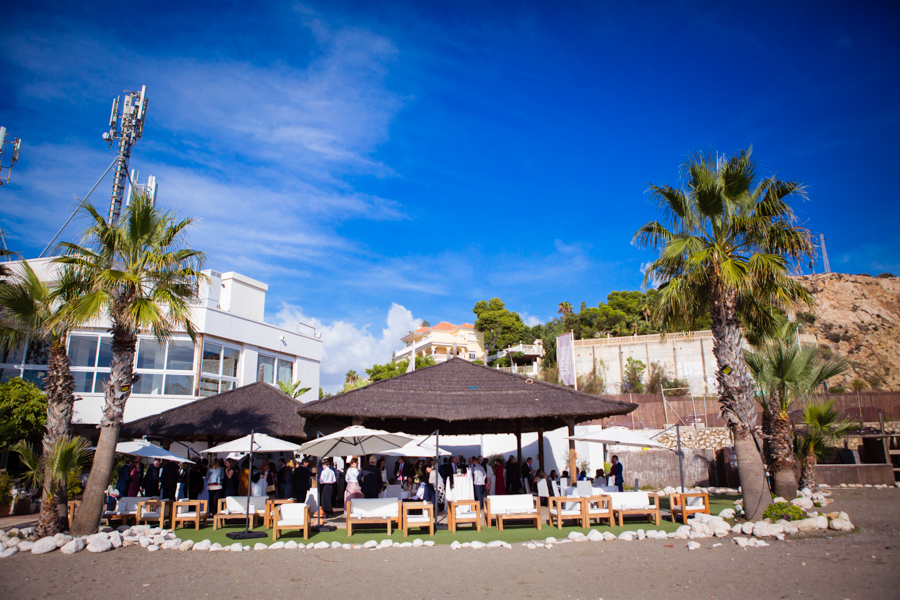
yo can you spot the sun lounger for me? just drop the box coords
[136,499,170,528]
[610,491,660,526]
[272,502,310,541]
[669,492,710,523]
[102,496,142,526]
[401,502,434,537]
[485,494,541,532]
[346,498,401,536]
[448,499,482,533]
[213,496,267,530]
[172,500,208,530]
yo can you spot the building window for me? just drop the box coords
[199,341,241,397]
[257,354,292,385]
[469,352,476,360]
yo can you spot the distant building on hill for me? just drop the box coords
[393,321,485,364]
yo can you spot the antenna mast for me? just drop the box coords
[103,85,148,223]
[819,233,831,273]
[0,126,23,186]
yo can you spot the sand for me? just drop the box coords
[1,488,898,600]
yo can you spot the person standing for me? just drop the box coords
[394,457,412,487]
[610,455,624,492]
[277,458,288,499]
[127,459,142,497]
[291,457,313,503]
[188,462,204,500]
[344,458,363,505]
[359,457,381,499]
[160,460,179,501]
[506,456,519,494]
[318,459,337,518]
[206,458,223,516]
[223,459,240,497]
[114,459,132,505]
[521,457,534,492]
[471,459,487,508]
[493,460,506,495]
[142,459,161,496]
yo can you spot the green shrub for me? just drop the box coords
[0,470,12,504]
[763,501,806,522]
[67,470,82,500]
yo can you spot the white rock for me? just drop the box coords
[179,540,195,551]
[733,537,749,548]
[254,543,268,550]
[718,508,736,519]
[768,523,784,535]
[791,497,814,510]
[424,541,435,547]
[31,537,59,555]
[776,520,798,535]
[731,524,742,534]
[314,541,329,549]
[799,487,812,497]
[618,531,635,541]
[108,531,123,548]
[53,533,73,548]
[0,547,19,558]
[751,538,769,547]
[412,538,424,547]
[280,541,296,549]
[461,542,470,548]
[193,540,212,551]
[751,522,771,537]
[379,539,392,548]
[229,543,243,552]
[363,540,378,549]
[712,542,722,547]
[772,497,787,504]
[567,531,585,541]
[451,541,462,550]
[269,542,286,550]
[470,541,486,549]
[60,538,85,555]
[132,525,150,534]
[147,545,160,552]
[775,534,785,541]
[838,511,850,521]
[829,518,853,532]
[486,540,504,548]
[687,541,701,550]
[164,532,176,540]
[794,518,819,532]
[526,543,536,549]
[139,537,152,548]
[399,542,413,548]
[587,529,603,542]
[18,541,35,552]
[544,537,558,544]
[603,532,617,541]
[330,541,342,549]
[740,522,754,535]
[87,538,113,553]
[97,526,113,533]
[152,534,166,546]
[160,540,179,550]
[815,516,828,530]
[636,529,646,540]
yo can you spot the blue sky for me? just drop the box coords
[2,1,899,389]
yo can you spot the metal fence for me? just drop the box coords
[592,391,900,430]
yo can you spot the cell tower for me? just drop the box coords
[103,86,148,223]
[125,170,158,206]
[0,126,23,186]
[820,233,831,273]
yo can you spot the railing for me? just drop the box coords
[497,365,538,375]
[573,330,817,347]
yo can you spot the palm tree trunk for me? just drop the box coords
[798,451,817,491]
[709,283,772,520]
[70,323,136,536]
[771,411,798,499]
[35,341,76,536]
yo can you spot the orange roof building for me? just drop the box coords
[394,321,485,364]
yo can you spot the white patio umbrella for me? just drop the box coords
[381,438,451,457]
[114,439,195,463]
[297,426,412,458]
[202,433,303,455]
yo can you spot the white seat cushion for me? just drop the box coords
[177,511,198,518]
[549,509,582,516]
[279,504,307,523]
[349,499,399,519]
[611,492,652,510]
[406,515,431,523]
[488,494,534,515]
[277,519,306,527]
[141,511,161,518]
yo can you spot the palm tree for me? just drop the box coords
[345,370,358,385]
[277,379,311,398]
[634,148,815,520]
[557,302,573,316]
[58,195,205,535]
[745,340,847,498]
[12,436,90,537]
[0,262,85,534]
[795,400,855,490]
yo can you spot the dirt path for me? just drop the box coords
[1,489,898,600]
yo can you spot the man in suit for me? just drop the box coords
[609,455,624,492]
[159,460,179,501]
[457,455,467,474]
[142,459,161,496]
[521,457,534,492]
[394,457,414,485]
[109,459,132,509]
[438,457,452,480]
[359,457,382,498]
[291,457,313,503]
[277,458,288,498]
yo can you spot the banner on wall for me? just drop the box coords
[557,332,576,387]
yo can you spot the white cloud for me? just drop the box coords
[274,301,422,391]
[520,313,542,327]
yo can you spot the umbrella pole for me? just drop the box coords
[226,430,267,540]
[677,424,685,492]
[434,429,439,529]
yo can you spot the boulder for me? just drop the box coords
[364,540,378,549]
[602,532,617,541]
[618,531,635,541]
[209,543,224,552]
[751,522,771,538]
[179,540,195,551]
[0,547,19,558]
[772,497,786,504]
[314,541,330,549]
[829,518,853,532]
[815,516,828,530]
[450,541,462,550]
[733,537,749,548]
[799,487,812,497]
[470,541,486,549]
[587,530,604,542]
[775,520,798,535]
[147,545,160,552]
[87,538,113,553]
[193,540,212,551]
[424,541,435,547]
[486,540,504,548]
[775,534,785,541]
[330,541,342,549]
[254,543,268,550]
[139,537,152,548]
[526,543,536,550]
[269,542,286,550]
[791,497,814,510]
[379,539,392,548]
[838,511,850,521]
[741,522,754,535]
[567,531,585,541]
[60,539,85,555]
[768,523,784,535]
[160,540,180,550]
[108,531,123,549]
[229,543,243,552]
[31,537,59,555]
[794,518,819,532]
[284,541,299,550]
[342,544,352,549]
[18,541,35,552]
[413,538,424,547]
[132,525,151,534]
[686,541,701,550]
[544,537,558,544]
[152,534,166,546]
[718,508,736,519]
[53,533,73,548]
[731,524,742,534]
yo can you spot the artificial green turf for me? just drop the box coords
[172,494,739,547]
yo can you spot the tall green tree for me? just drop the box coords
[0,377,47,443]
[473,298,526,356]
[745,340,847,498]
[634,148,815,520]
[59,196,205,535]
[0,261,85,533]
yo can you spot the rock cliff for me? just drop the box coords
[795,273,900,391]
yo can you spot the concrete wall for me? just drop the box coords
[611,448,718,489]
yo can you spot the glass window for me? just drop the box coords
[258,355,275,384]
[22,369,47,389]
[469,352,476,360]
[199,377,219,397]
[133,373,164,395]
[137,339,166,370]
[220,380,235,393]
[68,336,98,368]
[222,347,240,378]
[26,340,50,366]
[97,337,113,369]
[0,343,25,364]
[166,340,195,370]
[202,343,222,375]
[94,372,111,393]
[276,359,292,385]
[72,371,94,394]
[164,374,193,396]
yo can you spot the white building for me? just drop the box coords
[0,258,322,424]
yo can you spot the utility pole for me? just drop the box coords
[820,233,831,274]
[0,126,23,186]
[103,86,148,223]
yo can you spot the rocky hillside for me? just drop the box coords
[795,273,900,391]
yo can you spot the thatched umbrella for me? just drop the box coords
[298,359,637,478]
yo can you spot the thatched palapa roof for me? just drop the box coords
[298,358,637,435]
[122,382,314,442]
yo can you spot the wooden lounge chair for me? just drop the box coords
[213,496,267,530]
[447,499,482,533]
[610,491,660,527]
[547,496,585,529]
[272,503,310,541]
[669,492,710,523]
[172,500,208,530]
[102,496,142,526]
[485,494,541,532]
[582,494,613,527]
[136,499,170,528]
[401,502,434,537]
[346,498,401,536]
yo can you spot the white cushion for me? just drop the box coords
[686,496,705,508]
[549,509,582,516]
[611,492,651,510]
[277,519,306,527]
[141,511,161,518]
[176,511,198,518]
[349,499,399,519]
[488,494,534,514]
[406,515,431,523]
[279,504,307,523]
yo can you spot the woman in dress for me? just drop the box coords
[344,458,363,505]
[250,465,268,497]
[206,458,224,516]
[493,459,506,495]
[377,458,387,492]
[266,461,278,499]
[223,459,240,497]
[127,459,142,497]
